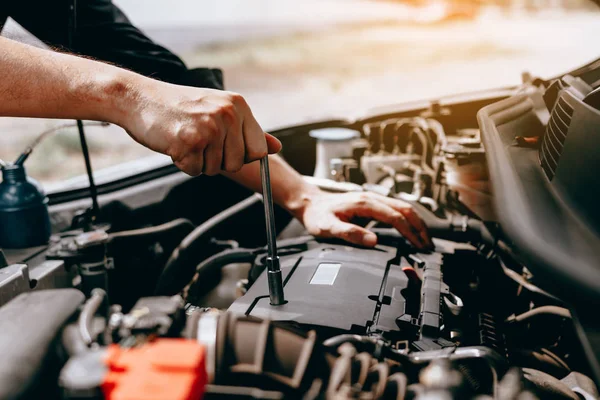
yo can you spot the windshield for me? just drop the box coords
[1,0,599,193]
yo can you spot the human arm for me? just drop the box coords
[0,36,281,175]
[4,0,207,87]
[223,155,432,249]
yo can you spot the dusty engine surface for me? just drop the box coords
[1,73,600,400]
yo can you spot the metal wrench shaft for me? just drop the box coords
[260,156,285,305]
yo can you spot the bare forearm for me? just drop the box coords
[0,37,281,175]
[0,36,143,126]
[223,154,321,218]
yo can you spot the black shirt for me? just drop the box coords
[0,0,223,89]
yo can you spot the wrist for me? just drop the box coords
[282,181,323,221]
[104,72,148,130]
[78,67,149,130]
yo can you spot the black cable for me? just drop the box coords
[68,0,100,222]
[156,195,262,295]
[76,120,100,221]
[181,248,258,300]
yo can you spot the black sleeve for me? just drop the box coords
[3,0,223,89]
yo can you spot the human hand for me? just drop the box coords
[123,81,281,176]
[294,190,432,249]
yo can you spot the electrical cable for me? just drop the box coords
[107,218,195,242]
[76,120,101,221]
[68,0,100,223]
[12,122,109,166]
[498,257,561,302]
[506,306,571,324]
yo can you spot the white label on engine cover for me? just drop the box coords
[310,263,341,285]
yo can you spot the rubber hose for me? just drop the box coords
[61,324,89,357]
[78,288,107,346]
[184,236,313,299]
[408,346,507,376]
[156,195,261,296]
[506,306,571,324]
[323,334,375,348]
[181,248,257,300]
[108,218,195,242]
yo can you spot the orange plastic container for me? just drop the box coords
[101,339,207,400]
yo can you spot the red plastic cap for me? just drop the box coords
[102,339,207,400]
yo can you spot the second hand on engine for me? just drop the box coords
[260,156,286,306]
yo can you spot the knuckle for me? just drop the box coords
[193,135,209,150]
[357,193,369,202]
[391,211,404,220]
[178,126,208,150]
[345,227,360,237]
[201,117,222,139]
[354,194,370,207]
[222,102,237,115]
[400,206,414,215]
[214,103,237,122]
[227,92,246,106]
[357,199,368,207]
[391,212,407,224]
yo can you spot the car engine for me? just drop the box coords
[1,72,600,400]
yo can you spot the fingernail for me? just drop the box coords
[363,232,377,247]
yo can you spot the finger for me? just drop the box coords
[241,112,268,162]
[174,150,204,176]
[202,116,227,176]
[223,118,245,173]
[400,208,433,248]
[203,133,226,176]
[230,93,269,162]
[350,197,425,248]
[265,133,282,154]
[327,220,378,247]
[376,196,432,247]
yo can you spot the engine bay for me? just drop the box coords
[1,70,600,400]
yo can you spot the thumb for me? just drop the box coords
[265,133,282,154]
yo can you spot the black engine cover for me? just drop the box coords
[229,241,411,332]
